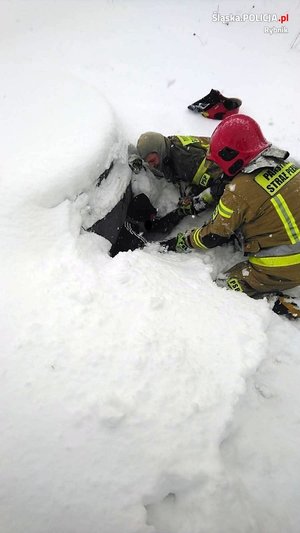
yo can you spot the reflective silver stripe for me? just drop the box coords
[271,194,300,244]
[252,241,300,258]
[124,221,147,244]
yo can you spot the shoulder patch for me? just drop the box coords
[254,162,300,196]
[176,135,201,146]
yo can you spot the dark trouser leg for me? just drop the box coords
[109,221,147,257]
[144,209,185,235]
[87,184,133,246]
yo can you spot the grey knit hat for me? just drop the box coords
[137,132,170,171]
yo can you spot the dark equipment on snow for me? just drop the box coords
[188,89,242,120]
[272,295,300,319]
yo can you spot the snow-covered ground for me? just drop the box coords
[1,1,300,532]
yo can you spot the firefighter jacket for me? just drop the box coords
[163,135,223,189]
[189,159,300,269]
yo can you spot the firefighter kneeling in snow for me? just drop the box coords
[162,114,300,318]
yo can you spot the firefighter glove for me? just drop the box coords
[161,232,191,253]
[177,196,196,216]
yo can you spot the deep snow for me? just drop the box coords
[1,1,300,532]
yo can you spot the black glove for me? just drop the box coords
[160,232,191,253]
[144,209,184,234]
[209,177,227,199]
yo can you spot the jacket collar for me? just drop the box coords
[243,146,289,173]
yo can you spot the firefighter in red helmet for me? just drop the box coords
[162,115,300,318]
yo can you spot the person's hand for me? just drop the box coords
[177,192,210,215]
[177,196,195,216]
[128,155,144,174]
[160,232,191,253]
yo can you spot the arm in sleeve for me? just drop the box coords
[171,137,222,189]
[191,157,223,190]
[187,189,247,250]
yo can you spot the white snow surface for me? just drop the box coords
[1,1,300,532]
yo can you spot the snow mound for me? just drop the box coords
[1,228,272,533]
[0,65,128,211]
[0,62,274,533]
[2,2,300,531]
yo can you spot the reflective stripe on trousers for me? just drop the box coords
[249,241,300,267]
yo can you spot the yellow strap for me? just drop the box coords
[249,253,300,267]
[254,162,300,196]
[192,158,208,186]
[175,136,211,186]
[270,194,300,244]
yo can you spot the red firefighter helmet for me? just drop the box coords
[207,114,270,176]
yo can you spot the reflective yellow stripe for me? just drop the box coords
[271,194,300,244]
[192,158,208,186]
[191,229,207,249]
[218,199,233,219]
[249,253,300,267]
[176,135,201,146]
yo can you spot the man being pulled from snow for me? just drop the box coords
[88,133,225,257]
[162,115,300,319]
[135,131,224,201]
[87,172,202,258]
